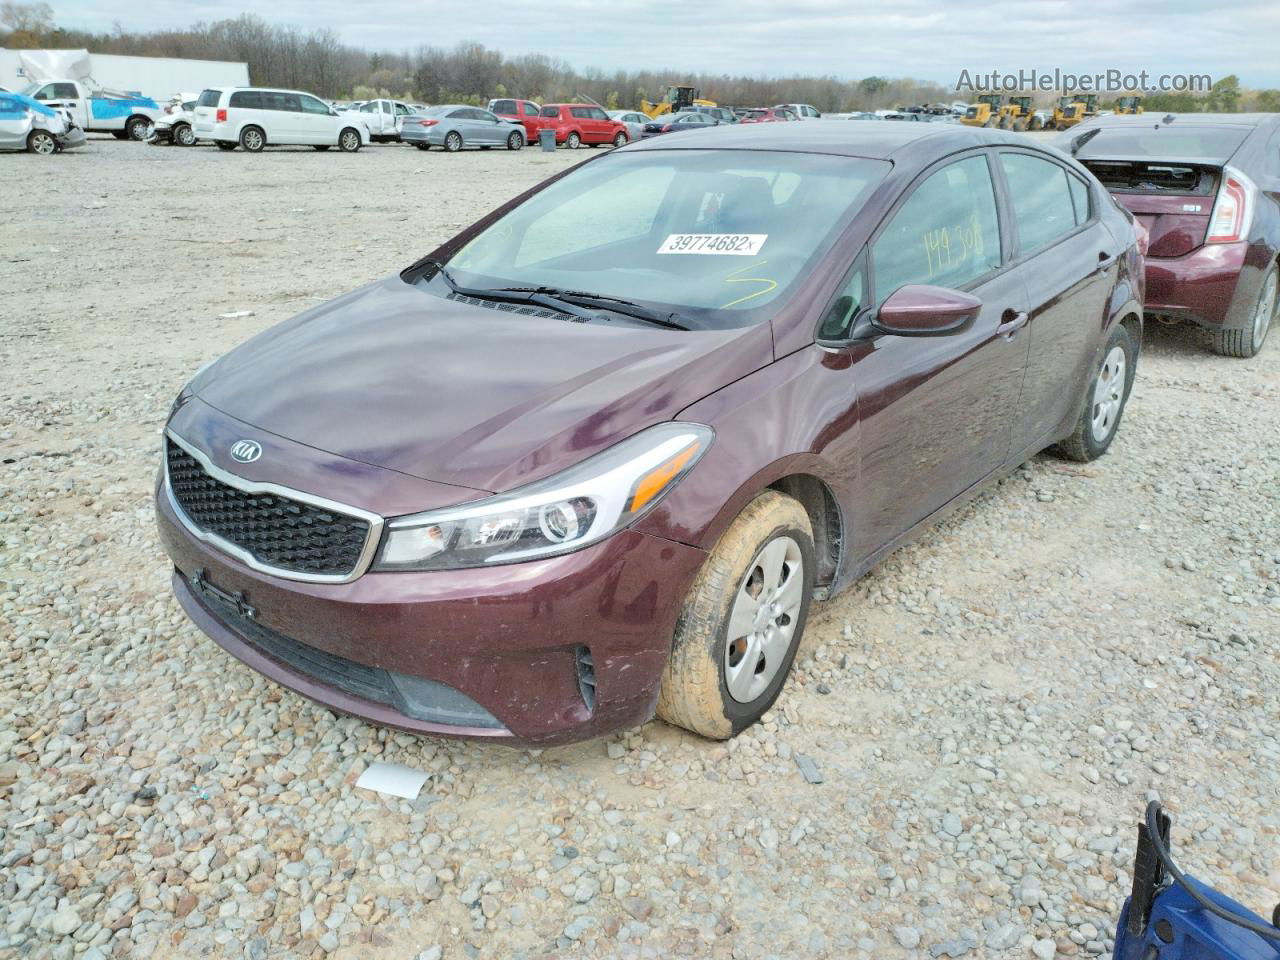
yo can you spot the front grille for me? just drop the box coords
[166,439,370,577]
[193,580,504,729]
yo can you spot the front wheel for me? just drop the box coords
[174,123,196,146]
[1213,263,1276,358]
[657,491,814,740]
[506,130,523,151]
[565,131,581,149]
[1054,323,1137,462]
[612,131,628,148]
[338,128,361,152]
[27,130,57,155]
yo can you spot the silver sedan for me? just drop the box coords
[608,110,650,143]
[399,105,525,153]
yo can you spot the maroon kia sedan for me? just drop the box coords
[1061,113,1280,358]
[156,122,1144,745]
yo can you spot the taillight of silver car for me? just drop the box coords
[1206,166,1256,244]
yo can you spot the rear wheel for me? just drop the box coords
[612,131,628,147]
[1054,323,1137,462]
[506,130,523,150]
[1212,263,1276,358]
[239,126,266,152]
[565,131,581,149]
[215,140,237,151]
[174,123,196,146]
[657,491,814,740]
[27,130,57,155]
[126,116,150,141]
[444,131,462,152]
[338,128,361,152]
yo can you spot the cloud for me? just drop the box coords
[47,0,1280,87]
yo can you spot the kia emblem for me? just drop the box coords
[230,440,262,464]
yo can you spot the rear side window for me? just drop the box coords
[571,107,591,119]
[540,106,559,118]
[1000,153,1079,254]
[198,89,221,108]
[229,91,262,109]
[1068,175,1091,225]
[872,154,1001,304]
[448,109,470,120]
[491,99,516,115]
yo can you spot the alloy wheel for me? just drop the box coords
[446,132,461,152]
[1090,345,1126,442]
[29,132,56,155]
[243,129,263,151]
[723,536,804,704]
[1253,269,1277,350]
[176,125,195,146]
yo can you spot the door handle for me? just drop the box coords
[1097,250,1118,269]
[997,309,1029,339]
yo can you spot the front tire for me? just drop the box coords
[27,130,57,155]
[239,126,266,152]
[338,128,361,152]
[657,491,814,740]
[1054,323,1137,462]
[174,123,195,146]
[612,131,628,148]
[1212,263,1276,358]
[506,130,523,151]
[565,131,581,149]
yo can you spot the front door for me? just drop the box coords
[843,151,1031,557]
[33,81,85,128]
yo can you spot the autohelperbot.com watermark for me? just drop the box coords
[955,68,1212,94]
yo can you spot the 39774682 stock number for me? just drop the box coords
[657,233,768,256]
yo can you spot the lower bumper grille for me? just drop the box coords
[192,576,503,729]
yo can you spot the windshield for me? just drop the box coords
[442,150,889,328]
[1071,126,1251,163]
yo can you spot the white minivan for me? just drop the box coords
[194,87,370,153]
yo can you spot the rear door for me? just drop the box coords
[996,150,1115,450]
[193,88,221,137]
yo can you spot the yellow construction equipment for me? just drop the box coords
[640,85,717,120]
[997,95,1043,131]
[1115,95,1144,115]
[1052,94,1099,130]
[960,94,1002,127]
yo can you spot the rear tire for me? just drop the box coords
[657,491,814,740]
[1212,263,1276,358]
[338,128,361,152]
[126,116,150,141]
[444,131,463,152]
[215,140,237,151]
[239,126,266,152]
[506,130,523,150]
[612,131,628,147]
[27,130,57,155]
[566,131,581,149]
[1054,323,1137,462]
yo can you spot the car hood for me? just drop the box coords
[195,276,773,494]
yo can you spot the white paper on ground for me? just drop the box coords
[355,761,430,800]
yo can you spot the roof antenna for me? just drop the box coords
[1070,127,1100,156]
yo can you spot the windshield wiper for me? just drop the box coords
[495,286,690,331]
[425,262,602,322]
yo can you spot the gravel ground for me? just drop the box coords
[1,134,1278,960]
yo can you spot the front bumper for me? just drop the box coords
[1144,240,1257,329]
[155,471,707,745]
[147,124,174,144]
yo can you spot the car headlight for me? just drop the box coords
[374,422,713,571]
[168,360,215,422]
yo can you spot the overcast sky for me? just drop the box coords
[45,0,1280,88]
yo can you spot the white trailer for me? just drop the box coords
[0,48,249,104]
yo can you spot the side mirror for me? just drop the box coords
[873,284,981,337]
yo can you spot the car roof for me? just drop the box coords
[623,120,1037,160]
[1078,112,1279,129]
[221,87,316,97]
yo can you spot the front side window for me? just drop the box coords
[1000,153,1078,255]
[871,154,1001,304]
[300,95,330,115]
[818,254,868,341]
[443,151,889,327]
[476,110,498,123]
[360,101,377,112]
[395,103,411,116]
[590,108,608,120]
[523,101,539,115]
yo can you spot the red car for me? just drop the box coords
[486,97,542,145]
[537,103,629,148]
[1064,113,1280,357]
[157,123,1143,746]
[739,107,799,124]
